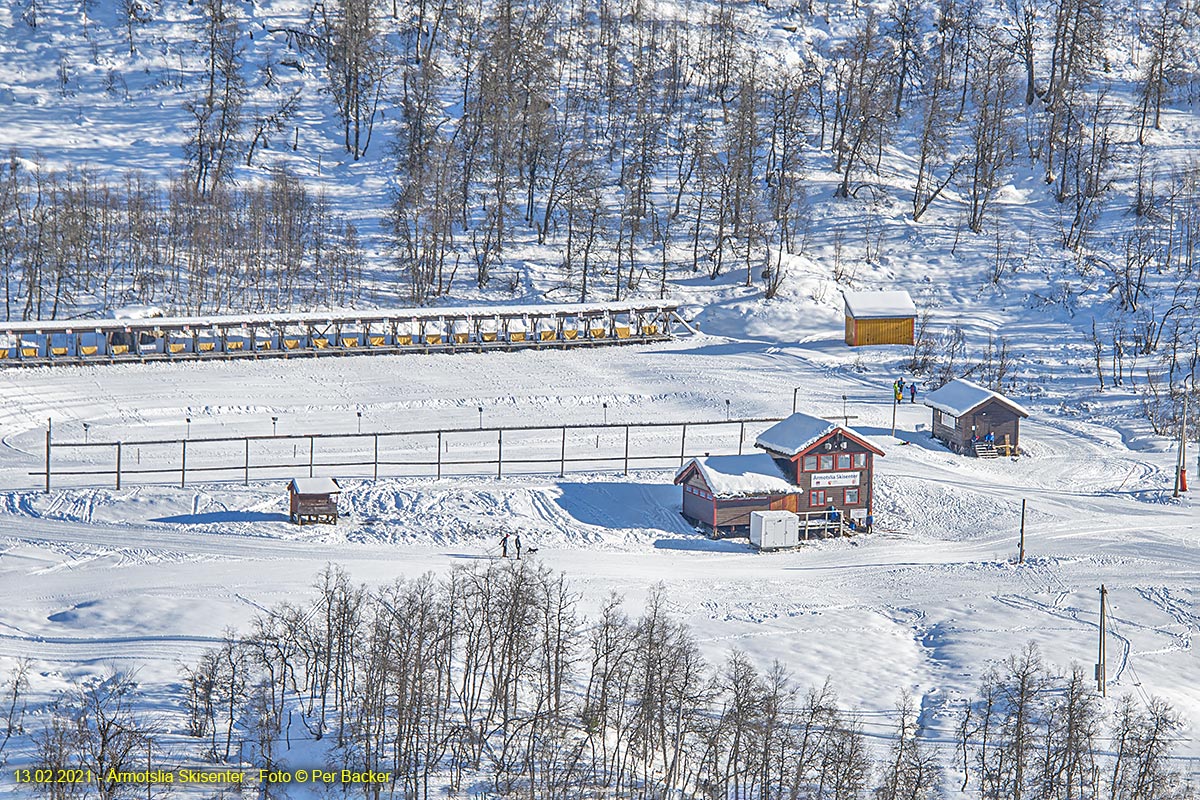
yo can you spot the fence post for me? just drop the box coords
[624,425,630,475]
[679,423,688,466]
[44,425,51,493]
[243,439,249,486]
[436,431,442,479]
[180,440,187,488]
[373,434,379,481]
[559,427,566,477]
[115,442,122,491]
[738,421,745,455]
[308,436,314,477]
[497,430,503,478]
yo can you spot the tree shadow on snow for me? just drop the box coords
[153,510,291,525]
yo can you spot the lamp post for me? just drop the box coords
[792,387,800,415]
[83,422,90,444]
[725,399,731,420]
[1174,377,1190,496]
[478,406,483,429]
[357,411,363,434]
[603,402,608,425]
[891,390,898,437]
[271,416,278,436]
[186,417,191,439]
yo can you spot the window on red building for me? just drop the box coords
[810,489,826,507]
[844,488,860,504]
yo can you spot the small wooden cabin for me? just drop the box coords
[674,413,885,536]
[674,454,802,534]
[288,477,341,525]
[922,378,1029,457]
[843,290,916,346]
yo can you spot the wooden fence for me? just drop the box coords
[35,417,786,491]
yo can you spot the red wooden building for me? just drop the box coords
[674,413,884,536]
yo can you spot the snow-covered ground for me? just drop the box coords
[0,332,1196,793]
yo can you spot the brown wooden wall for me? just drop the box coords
[682,487,713,527]
[792,440,876,515]
[713,496,790,529]
[846,316,915,346]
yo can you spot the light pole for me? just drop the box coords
[725,399,731,420]
[478,406,483,429]
[891,391,898,437]
[792,387,800,415]
[271,416,278,437]
[357,411,363,434]
[603,402,608,425]
[186,417,191,439]
[842,395,848,425]
[83,422,90,444]
[1174,377,1190,496]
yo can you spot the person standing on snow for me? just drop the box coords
[514,533,522,560]
[909,384,917,404]
[500,533,510,558]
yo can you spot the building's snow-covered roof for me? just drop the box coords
[922,378,1030,418]
[289,477,341,495]
[674,454,795,497]
[843,290,916,319]
[755,413,839,456]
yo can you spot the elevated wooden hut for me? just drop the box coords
[288,477,341,525]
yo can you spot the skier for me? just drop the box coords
[897,377,905,394]
[909,384,917,404]
[500,533,510,558]
[865,514,874,534]
[514,533,522,560]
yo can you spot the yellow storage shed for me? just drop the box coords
[843,290,916,346]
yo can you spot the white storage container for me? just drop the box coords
[750,510,800,551]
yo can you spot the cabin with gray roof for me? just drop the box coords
[674,412,884,535]
[922,378,1029,457]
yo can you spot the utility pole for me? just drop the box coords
[1018,499,1026,564]
[1176,393,1185,496]
[890,391,898,437]
[792,387,800,415]
[1096,585,1107,697]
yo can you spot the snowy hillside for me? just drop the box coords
[1,0,1199,796]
